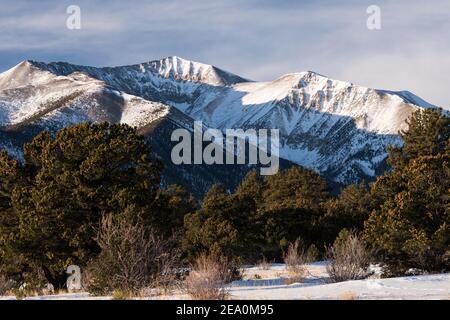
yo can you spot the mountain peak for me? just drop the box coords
[145,56,249,86]
[16,57,250,87]
[0,60,57,90]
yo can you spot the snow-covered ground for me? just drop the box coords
[1,262,449,300]
[229,263,450,300]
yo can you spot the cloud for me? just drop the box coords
[0,0,448,107]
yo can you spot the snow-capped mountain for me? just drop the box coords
[0,56,436,194]
[0,58,262,196]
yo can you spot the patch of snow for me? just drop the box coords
[2,263,448,300]
[120,93,170,127]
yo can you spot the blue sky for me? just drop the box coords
[0,0,449,107]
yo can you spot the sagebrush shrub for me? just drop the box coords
[326,230,371,282]
[84,214,179,295]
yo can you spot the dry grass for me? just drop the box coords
[282,274,305,285]
[185,253,233,300]
[112,289,132,300]
[10,285,64,299]
[12,288,45,300]
[337,291,358,300]
[258,257,271,270]
[0,273,14,296]
[283,239,307,282]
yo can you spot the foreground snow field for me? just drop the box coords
[1,263,449,300]
[229,263,450,300]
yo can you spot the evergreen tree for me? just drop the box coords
[183,184,259,262]
[150,184,197,238]
[0,152,27,280]
[388,107,449,169]
[322,183,371,244]
[234,169,264,202]
[233,170,266,259]
[364,109,450,275]
[0,123,164,289]
[259,166,330,258]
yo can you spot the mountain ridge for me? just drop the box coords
[0,56,438,193]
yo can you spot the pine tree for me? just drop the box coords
[388,107,449,169]
[233,170,266,259]
[364,109,450,275]
[183,184,259,262]
[322,183,371,245]
[150,184,197,238]
[259,166,330,258]
[0,152,26,279]
[0,123,164,289]
[234,169,264,202]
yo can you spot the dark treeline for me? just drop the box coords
[186,108,449,278]
[0,108,448,291]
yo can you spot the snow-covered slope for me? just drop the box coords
[0,61,172,128]
[0,60,257,197]
[0,57,436,187]
[179,71,426,183]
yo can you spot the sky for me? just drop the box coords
[0,0,449,107]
